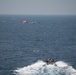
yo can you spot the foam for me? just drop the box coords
[14,60,76,75]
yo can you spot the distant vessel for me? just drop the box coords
[22,20,36,24]
[22,20,28,24]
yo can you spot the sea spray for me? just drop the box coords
[14,60,76,75]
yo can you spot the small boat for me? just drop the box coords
[22,20,28,24]
[45,58,55,64]
[22,20,36,24]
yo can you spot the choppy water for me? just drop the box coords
[0,15,76,75]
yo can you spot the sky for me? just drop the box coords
[0,0,76,15]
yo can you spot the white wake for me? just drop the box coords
[14,60,76,75]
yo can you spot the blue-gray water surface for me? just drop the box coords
[0,15,76,75]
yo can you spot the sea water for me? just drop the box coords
[0,15,76,75]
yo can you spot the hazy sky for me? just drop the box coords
[0,0,76,15]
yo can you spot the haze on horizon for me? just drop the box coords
[0,0,76,15]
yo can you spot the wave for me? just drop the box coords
[14,60,76,75]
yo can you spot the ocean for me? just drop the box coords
[0,15,76,75]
